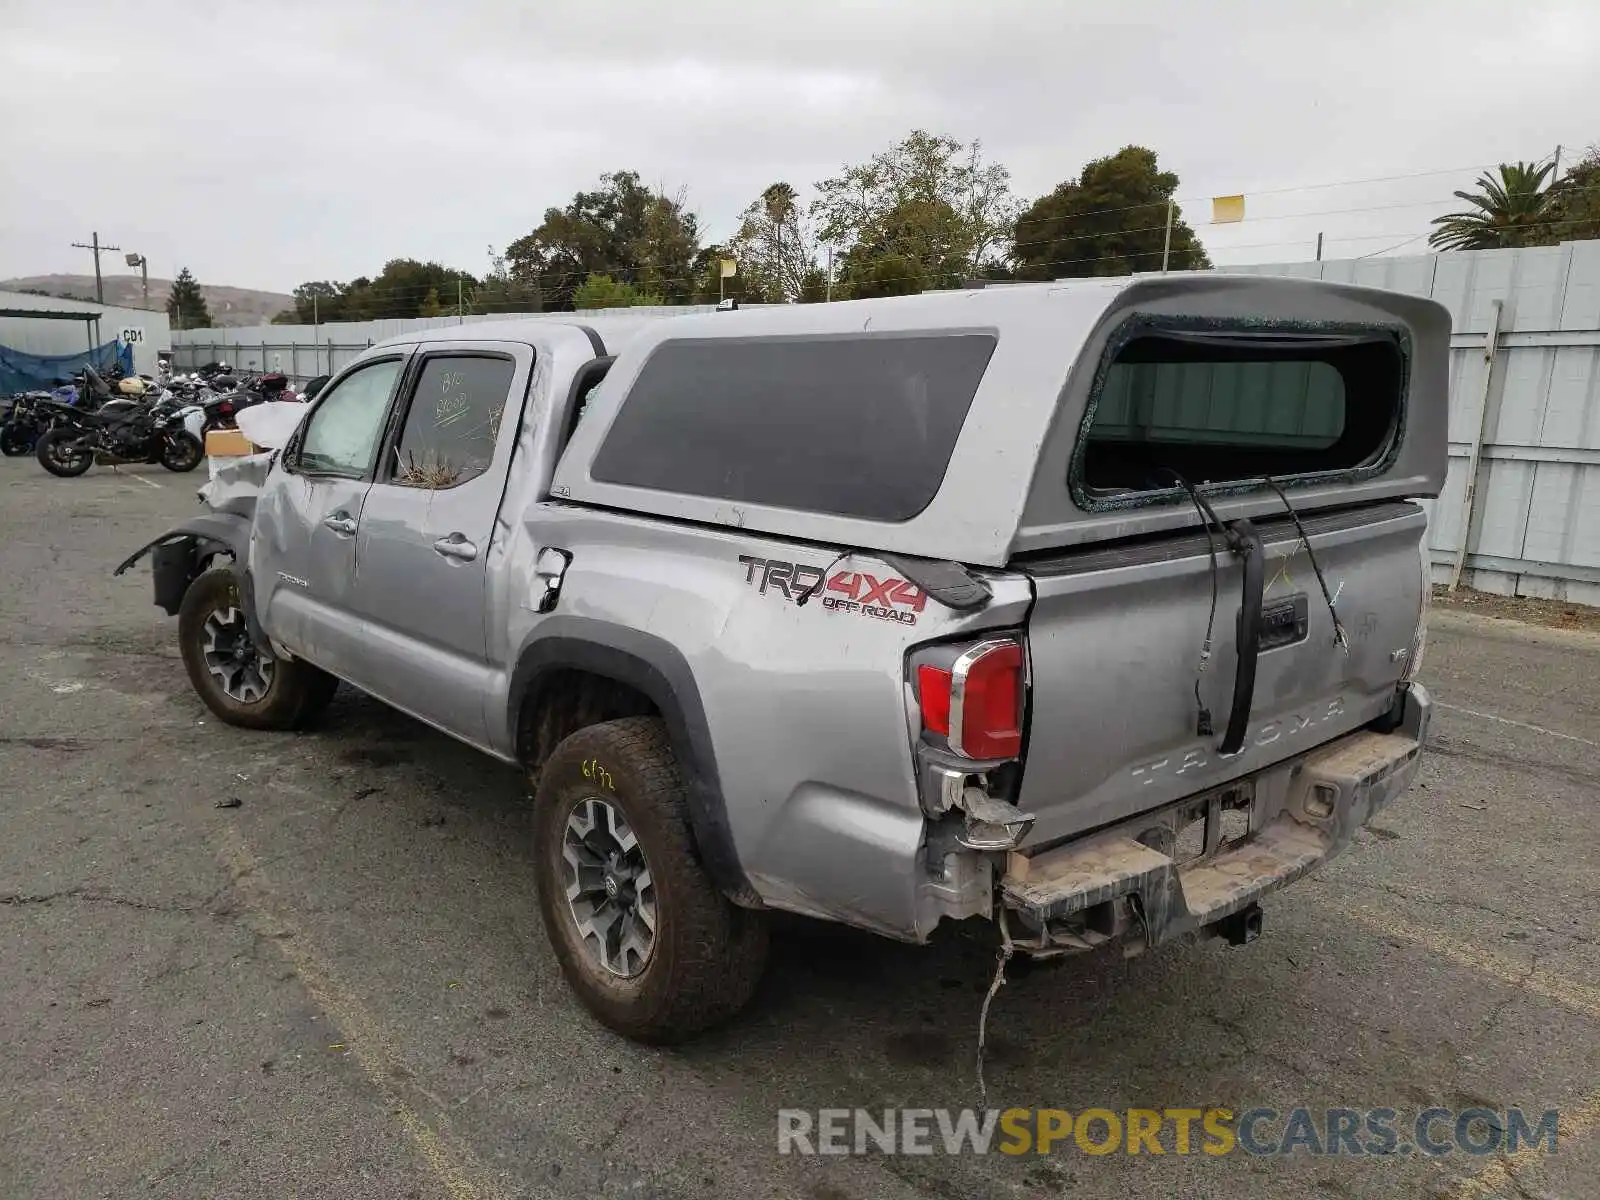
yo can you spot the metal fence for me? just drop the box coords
[173,245,1600,605]
[170,337,370,380]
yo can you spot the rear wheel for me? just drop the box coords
[35,428,93,477]
[159,431,203,472]
[0,422,30,456]
[533,718,768,1042]
[178,569,338,730]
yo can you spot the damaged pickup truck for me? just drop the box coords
[118,275,1445,1042]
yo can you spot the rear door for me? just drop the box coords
[345,342,530,744]
[1015,323,1430,845]
[251,353,410,681]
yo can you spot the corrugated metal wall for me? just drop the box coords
[1224,241,1600,606]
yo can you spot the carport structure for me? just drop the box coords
[0,304,104,356]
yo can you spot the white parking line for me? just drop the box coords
[1435,702,1598,748]
[128,474,164,489]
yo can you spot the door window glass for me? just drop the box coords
[390,356,516,489]
[297,359,404,476]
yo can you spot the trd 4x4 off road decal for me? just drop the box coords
[738,555,927,626]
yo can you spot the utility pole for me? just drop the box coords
[70,231,121,303]
[826,245,834,302]
[1315,232,1324,262]
[457,277,464,323]
[1160,200,1175,272]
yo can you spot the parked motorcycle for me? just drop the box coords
[1,392,63,456]
[34,395,205,477]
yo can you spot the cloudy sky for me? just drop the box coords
[2,0,1596,293]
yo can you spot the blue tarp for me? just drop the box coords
[0,340,133,397]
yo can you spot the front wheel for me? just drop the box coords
[533,717,768,1042]
[0,422,32,456]
[178,568,338,730]
[159,430,203,472]
[35,428,94,477]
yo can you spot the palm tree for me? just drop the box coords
[1428,161,1556,251]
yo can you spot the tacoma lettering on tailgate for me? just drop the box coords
[1130,699,1347,784]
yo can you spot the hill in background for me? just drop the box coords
[0,274,293,328]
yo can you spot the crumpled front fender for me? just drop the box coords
[113,513,268,652]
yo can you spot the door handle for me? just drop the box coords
[322,513,357,535]
[433,534,479,562]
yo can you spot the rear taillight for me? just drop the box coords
[916,638,1024,759]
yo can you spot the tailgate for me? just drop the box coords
[1015,500,1425,846]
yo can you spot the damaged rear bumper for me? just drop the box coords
[1000,683,1431,955]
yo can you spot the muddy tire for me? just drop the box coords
[178,568,338,730]
[533,717,768,1042]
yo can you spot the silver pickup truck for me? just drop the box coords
[119,275,1445,1042]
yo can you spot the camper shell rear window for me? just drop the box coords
[1071,316,1408,508]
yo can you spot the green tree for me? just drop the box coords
[727,182,818,302]
[572,273,665,309]
[842,253,925,299]
[165,267,212,330]
[812,130,1017,296]
[1542,147,1600,244]
[469,245,543,315]
[279,280,344,323]
[796,266,829,303]
[280,262,476,323]
[1428,161,1557,251]
[506,171,700,310]
[350,259,476,320]
[1012,146,1208,279]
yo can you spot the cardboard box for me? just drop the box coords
[204,429,256,458]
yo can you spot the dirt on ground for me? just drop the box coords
[1433,585,1600,633]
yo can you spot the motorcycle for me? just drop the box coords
[1,392,64,456]
[34,394,205,477]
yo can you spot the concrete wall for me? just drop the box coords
[0,289,172,377]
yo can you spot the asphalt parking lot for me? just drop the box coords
[1,454,1597,1200]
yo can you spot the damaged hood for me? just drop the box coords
[199,452,274,519]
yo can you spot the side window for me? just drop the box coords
[562,359,614,450]
[390,355,516,489]
[296,359,404,477]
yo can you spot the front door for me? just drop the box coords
[250,353,410,683]
[348,343,531,744]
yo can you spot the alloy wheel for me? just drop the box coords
[200,605,274,703]
[561,796,657,978]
